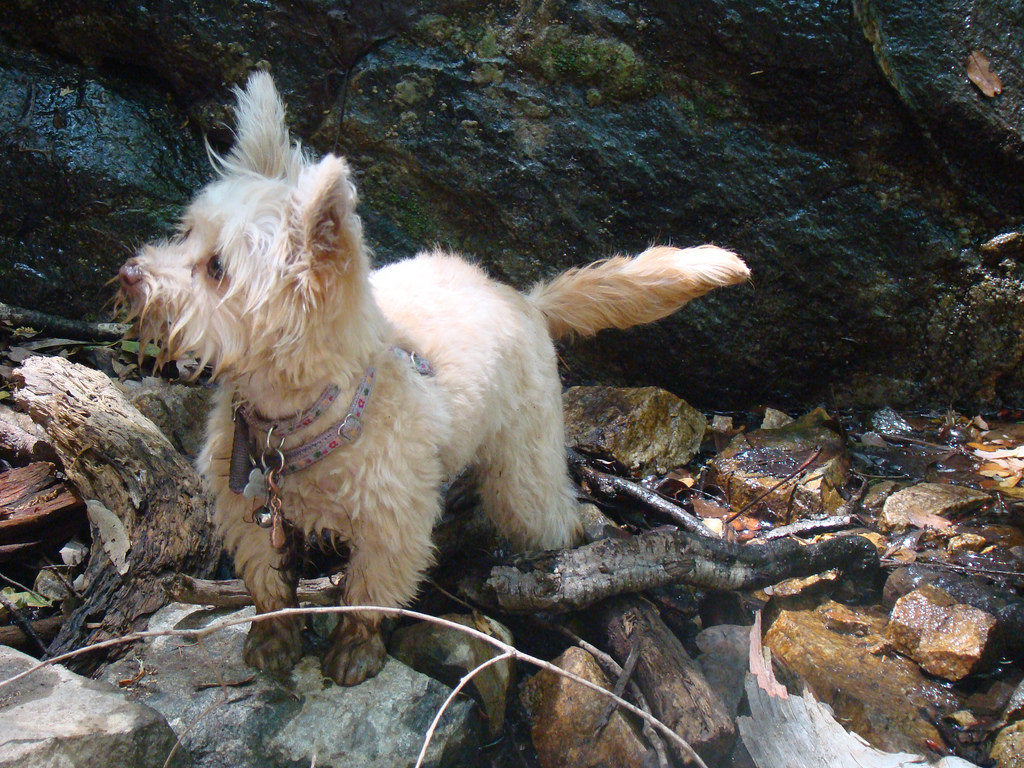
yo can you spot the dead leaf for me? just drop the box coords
[967,51,1002,97]
[86,499,131,575]
[693,496,731,519]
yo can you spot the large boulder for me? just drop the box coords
[0,645,180,768]
[1,0,1022,408]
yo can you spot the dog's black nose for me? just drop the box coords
[119,259,143,288]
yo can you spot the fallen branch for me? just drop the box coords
[486,529,880,613]
[0,301,127,342]
[166,573,344,608]
[567,449,716,537]
[0,614,63,651]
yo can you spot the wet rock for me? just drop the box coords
[764,602,962,754]
[854,0,1024,207]
[947,532,989,555]
[520,645,651,768]
[121,378,215,459]
[3,2,1024,407]
[760,408,794,430]
[100,603,479,768]
[562,385,705,475]
[0,42,207,320]
[695,624,750,717]
[878,483,990,533]
[708,409,849,524]
[1006,677,1024,723]
[390,613,514,739]
[991,720,1024,768]
[886,585,998,681]
[0,645,180,768]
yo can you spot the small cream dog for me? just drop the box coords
[118,72,749,685]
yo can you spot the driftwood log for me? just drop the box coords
[486,528,879,613]
[597,597,737,766]
[13,355,219,669]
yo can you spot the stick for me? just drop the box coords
[0,301,127,342]
[567,450,716,537]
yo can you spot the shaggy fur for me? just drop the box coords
[117,72,750,686]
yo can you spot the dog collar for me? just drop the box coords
[230,346,434,489]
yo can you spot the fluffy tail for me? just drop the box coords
[526,245,750,339]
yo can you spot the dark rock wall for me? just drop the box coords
[1,1,1021,409]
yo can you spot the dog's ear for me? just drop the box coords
[291,155,362,270]
[227,71,295,178]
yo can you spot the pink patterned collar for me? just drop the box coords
[233,347,433,485]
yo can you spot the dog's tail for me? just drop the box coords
[526,245,750,340]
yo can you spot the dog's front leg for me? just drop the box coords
[226,518,303,676]
[322,513,437,686]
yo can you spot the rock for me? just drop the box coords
[390,613,514,739]
[760,408,794,430]
[1006,677,1024,723]
[0,645,180,768]
[947,532,989,554]
[990,720,1024,768]
[854,0,1024,207]
[764,602,962,754]
[562,385,706,475]
[878,483,990,533]
[100,603,479,768]
[695,624,750,717]
[0,42,207,320]
[886,585,998,681]
[520,645,651,768]
[121,377,215,458]
[4,2,1024,408]
[708,409,849,524]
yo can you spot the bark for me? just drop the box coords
[597,597,736,766]
[486,528,879,613]
[12,355,219,669]
[0,408,58,464]
[0,461,84,561]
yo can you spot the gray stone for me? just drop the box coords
[0,645,180,768]
[100,603,479,768]
[3,1,1024,408]
[120,377,215,459]
[695,624,750,717]
[563,385,706,476]
[390,613,514,740]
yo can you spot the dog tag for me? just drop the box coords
[243,467,268,500]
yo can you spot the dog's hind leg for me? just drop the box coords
[475,413,582,552]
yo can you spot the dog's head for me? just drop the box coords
[117,72,370,386]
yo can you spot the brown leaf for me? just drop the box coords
[967,51,1002,98]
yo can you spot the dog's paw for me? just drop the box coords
[321,622,387,686]
[242,616,303,676]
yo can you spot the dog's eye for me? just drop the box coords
[207,254,226,281]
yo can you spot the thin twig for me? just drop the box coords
[596,636,641,731]
[0,604,709,768]
[414,650,514,768]
[723,445,823,524]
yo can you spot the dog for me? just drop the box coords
[117,72,750,686]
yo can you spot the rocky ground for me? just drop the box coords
[0,332,1023,767]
